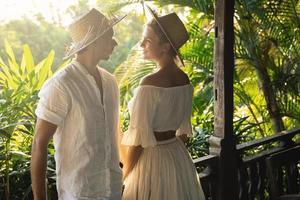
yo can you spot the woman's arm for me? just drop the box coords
[178,134,188,143]
[118,128,128,165]
[122,145,143,180]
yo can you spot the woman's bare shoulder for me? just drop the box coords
[140,68,190,87]
[140,73,162,86]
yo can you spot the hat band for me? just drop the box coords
[64,14,126,59]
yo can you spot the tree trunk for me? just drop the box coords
[253,60,285,133]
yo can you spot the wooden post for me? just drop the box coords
[209,0,238,199]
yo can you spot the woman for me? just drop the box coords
[120,6,206,200]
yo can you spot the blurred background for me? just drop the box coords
[0,0,299,199]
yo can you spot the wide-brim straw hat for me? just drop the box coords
[146,5,189,66]
[64,8,126,60]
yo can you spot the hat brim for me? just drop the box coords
[146,5,185,66]
[63,14,126,60]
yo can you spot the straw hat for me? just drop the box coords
[146,5,189,66]
[64,8,125,59]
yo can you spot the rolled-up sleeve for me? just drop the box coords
[35,79,70,126]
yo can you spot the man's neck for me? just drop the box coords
[75,56,99,76]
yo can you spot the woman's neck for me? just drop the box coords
[156,55,177,70]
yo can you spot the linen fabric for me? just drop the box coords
[35,60,122,199]
[121,84,206,200]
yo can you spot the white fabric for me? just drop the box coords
[121,84,194,148]
[121,84,205,200]
[35,60,122,199]
[122,138,206,200]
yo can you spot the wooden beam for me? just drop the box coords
[209,0,238,199]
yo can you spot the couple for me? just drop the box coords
[30,7,206,200]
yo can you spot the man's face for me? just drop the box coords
[94,28,118,60]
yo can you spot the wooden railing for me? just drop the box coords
[194,154,218,199]
[193,128,300,200]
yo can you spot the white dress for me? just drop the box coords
[121,84,206,200]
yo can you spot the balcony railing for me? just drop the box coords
[194,128,300,200]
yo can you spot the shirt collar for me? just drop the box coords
[72,60,90,76]
[72,60,103,77]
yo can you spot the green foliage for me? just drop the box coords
[115,47,155,100]
[0,1,144,74]
[0,41,65,199]
[0,17,70,69]
[151,0,214,17]
[235,0,300,133]
[103,0,214,17]
[100,13,144,73]
[181,11,215,158]
[66,0,91,17]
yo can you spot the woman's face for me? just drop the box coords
[140,26,164,61]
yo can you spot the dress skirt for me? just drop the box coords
[122,137,206,200]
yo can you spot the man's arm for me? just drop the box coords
[31,118,57,200]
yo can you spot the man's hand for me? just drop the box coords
[31,118,57,200]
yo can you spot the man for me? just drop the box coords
[31,8,125,200]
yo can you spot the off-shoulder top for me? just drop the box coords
[121,84,194,147]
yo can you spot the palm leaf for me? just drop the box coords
[104,0,214,17]
[114,45,155,104]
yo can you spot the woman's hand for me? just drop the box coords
[122,145,143,180]
[178,134,188,143]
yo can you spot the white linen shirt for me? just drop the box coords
[35,60,122,199]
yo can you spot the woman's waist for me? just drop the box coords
[154,130,176,141]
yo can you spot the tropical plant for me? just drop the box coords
[0,17,70,69]
[235,0,300,134]
[0,41,67,199]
